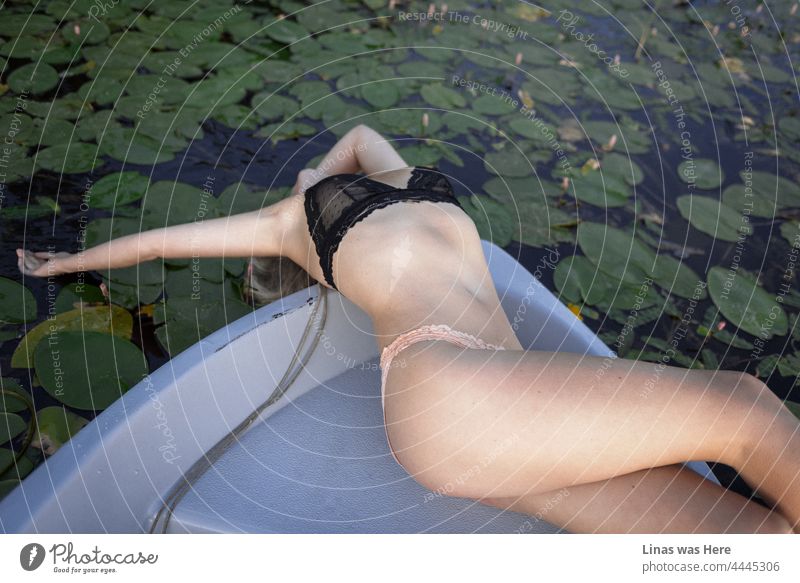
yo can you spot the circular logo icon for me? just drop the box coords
[20,543,46,571]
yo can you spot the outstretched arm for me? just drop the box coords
[17,200,294,278]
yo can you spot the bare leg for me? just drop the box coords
[383,344,800,531]
[479,464,793,533]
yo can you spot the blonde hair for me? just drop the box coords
[243,256,313,306]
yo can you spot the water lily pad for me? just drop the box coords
[54,283,106,313]
[578,222,656,284]
[34,331,148,411]
[601,153,644,185]
[567,171,631,208]
[707,266,788,338]
[484,149,534,178]
[677,158,724,190]
[361,83,401,108]
[472,94,518,116]
[0,278,36,324]
[98,127,175,165]
[252,92,298,121]
[265,18,307,44]
[36,143,102,174]
[0,378,28,413]
[459,195,515,246]
[7,63,59,95]
[155,295,251,356]
[554,255,599,304]
[31,406,89,455]
[62,19,110,44]
[12,305,133,369]
[0,449,33,481]
[0,412,26,445]
[89,172,150,209]
[420,84,466,109]
[677,195,751,242]
[650,253,708,300]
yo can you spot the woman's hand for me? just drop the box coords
[16,249,72,277]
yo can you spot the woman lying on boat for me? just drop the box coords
[17,124,800,534]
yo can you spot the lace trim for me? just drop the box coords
[379,323,506,393]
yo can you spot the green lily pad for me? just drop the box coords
[36,143,102,174]
[677,158,724,190]
[472,94,518,116]
[155,295,251,356]
[265,18,307,44]
[0,278,36,324]
[34,331,148,411]
[554,255,599,304]
[31,406,89,456]
[0,378,28,413]
[98,127,175,165]
[0,449,33,481]
[7,63,59,95]
[361,83,401,108]
[420,84,467,109]
[601,153,644,185]
[650,253,708,300]
[459,195,515,247]
[12,305,133,369]
[62,19,110,44]
[0,413,26,445]
[484,149,534,178]
[707,266,788,339]
[251,92,298,121]
[567,171,631,208]
[578,222,656,284]
[677,195,751,242]
[89,172,150,209]
[54,283,106,313]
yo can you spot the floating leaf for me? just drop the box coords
[0,278,36,324]
[361,82,400,108]
[567,171,630,208]
[0,378,27,413]
[707,266,787,338]
[459,195,515,247]
[601,152,644,185]
[265,18,307,44]
[36,143,102,174]
[11,305,133,369]
[32,406,88,455]
[577,222,655,284]
[420,84,466,108]
[7,63,59,95]
[89,171,150,209]
[0,413,26,445]
[34,331,147,411]
[472,94,517,116]
[677,158,724,190]
[677,195,751,242]
[54,283,106,313]
[0,449,33,481]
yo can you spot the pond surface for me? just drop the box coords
[1,0,800,502]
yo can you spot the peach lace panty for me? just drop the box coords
[378,324,507,466]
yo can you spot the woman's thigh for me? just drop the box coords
[480,464,792,534]
[382,342,758,500]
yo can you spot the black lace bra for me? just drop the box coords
[303,166,463,291]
